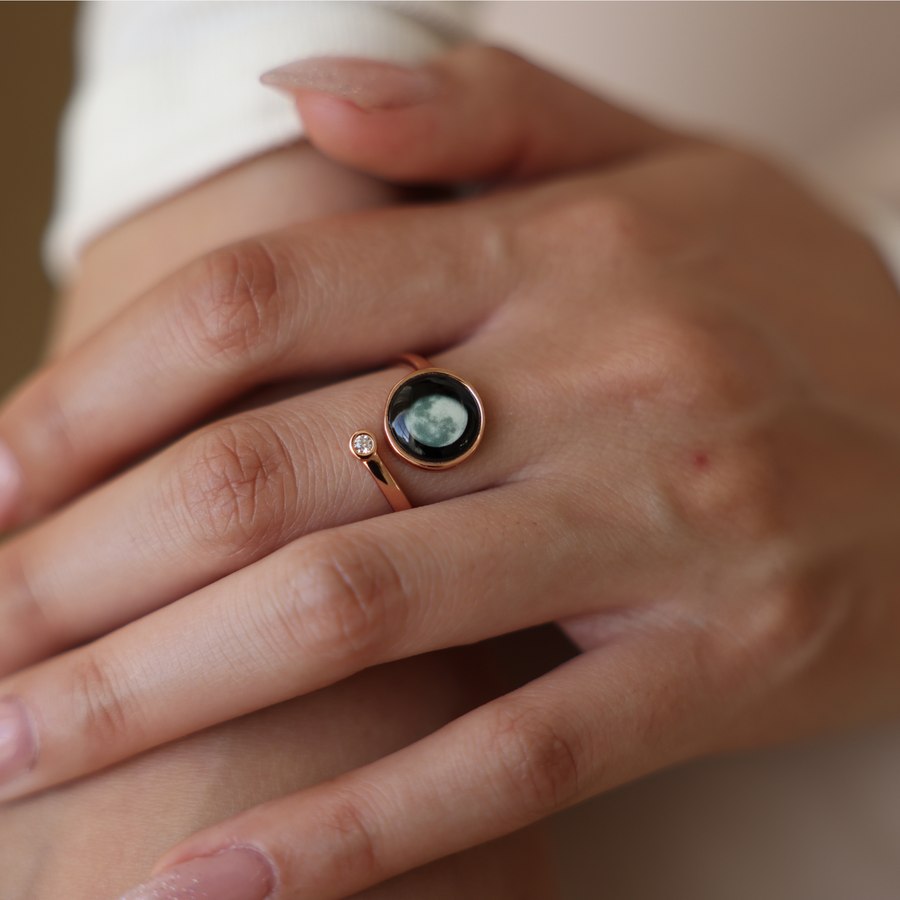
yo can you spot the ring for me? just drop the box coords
[349,430,413,512]
[350,354,486,512]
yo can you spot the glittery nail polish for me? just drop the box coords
[115,848,274,900]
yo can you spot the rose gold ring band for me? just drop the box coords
[349,354,485,514]
[348,355,426,513]
[348,430,413,512]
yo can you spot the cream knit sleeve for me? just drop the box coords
[43,1,473,283]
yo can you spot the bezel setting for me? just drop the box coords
[384,368,485,469]
[350,431,376,459]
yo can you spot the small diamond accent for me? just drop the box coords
[352,433,376,457]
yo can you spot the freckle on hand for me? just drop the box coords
[693,451,710,471]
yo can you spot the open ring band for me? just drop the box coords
[349,430,413,512]
[349,354,486,513]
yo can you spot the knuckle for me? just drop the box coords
[177,241,285,372]
[485,700,585,817]
[516,191,661,264]
[311,791,380,886]
[728,568,852,682]
[282,535,396,667]
[769,575,844,656]
[171,418,297,560]
[594,311,797,544]
[19,383,80,487]
[67,654,138,750]
[0,556,53,655]
[607,311,777,413]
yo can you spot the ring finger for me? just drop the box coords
[0,343,527,676]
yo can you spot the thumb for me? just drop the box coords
[261,45,683,184]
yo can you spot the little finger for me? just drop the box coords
[131,630,744,900]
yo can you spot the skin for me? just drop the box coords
[2,45,900,898]
[0,139,557,899]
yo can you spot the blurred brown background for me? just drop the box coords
[0,1,76,397]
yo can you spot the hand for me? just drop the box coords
[0,91,556,900]
[2,46,900,900]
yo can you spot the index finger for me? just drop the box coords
[0,198,506,526]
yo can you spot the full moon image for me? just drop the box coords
[405,394,469,447]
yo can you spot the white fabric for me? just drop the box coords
[44,1,472,281]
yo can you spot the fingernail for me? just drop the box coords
[0,697,38,785]
[261,56,439,110]
[0,439,22,526]
[117,848,274,900]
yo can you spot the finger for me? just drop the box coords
[0,198,506,526]
[0,480,611,799]
[264,45,684,184]
[0,337,530,676]
[137,629,742,900]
